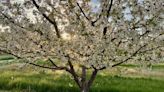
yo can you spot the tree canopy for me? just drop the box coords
[0,0,163,92]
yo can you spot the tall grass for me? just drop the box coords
[0,70,164,92]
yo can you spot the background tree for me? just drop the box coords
[0,0,163,92]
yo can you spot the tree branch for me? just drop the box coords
[26,61,67,70]
[48,58,58,67]
[92,0,113,25]
[66,55,81,88]
[76,2,90,22]
[87,66,98,89]
[1,13,28,30]
[31,0,60,38]
[112,44,147,67]
[0,48,21,59]
[0,48,67,70]
[1,10,45,36]
[107,0,113,18]
[139,46,163,54]
[81,66,87,89]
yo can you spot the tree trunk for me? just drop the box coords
[67,60,98,92]
[80,66,98,92]
[69,66,98,92]
[80,87,89,92]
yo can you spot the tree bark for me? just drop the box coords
[80,66,89,92]
[66,56,98,92]
[80,87,89,92]
[75,66,98,92]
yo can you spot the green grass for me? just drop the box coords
[0,55,15,61]
[0,55,164,92]
[0,70,164,92]
[92,75,164,92]
[152,64,164,69]
[0,70,79,92]
[0,55,16,66]
[120,64,164,69]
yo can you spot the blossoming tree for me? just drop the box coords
[0,0,163,92]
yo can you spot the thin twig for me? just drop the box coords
[107,0,113,18]
[76,2,90,21]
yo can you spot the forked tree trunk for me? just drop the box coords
[66,59,98,92]
[68,66,98,92]
[80,87,89,92]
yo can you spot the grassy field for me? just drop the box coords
[0,69,164,92]
[0,55,164,92]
